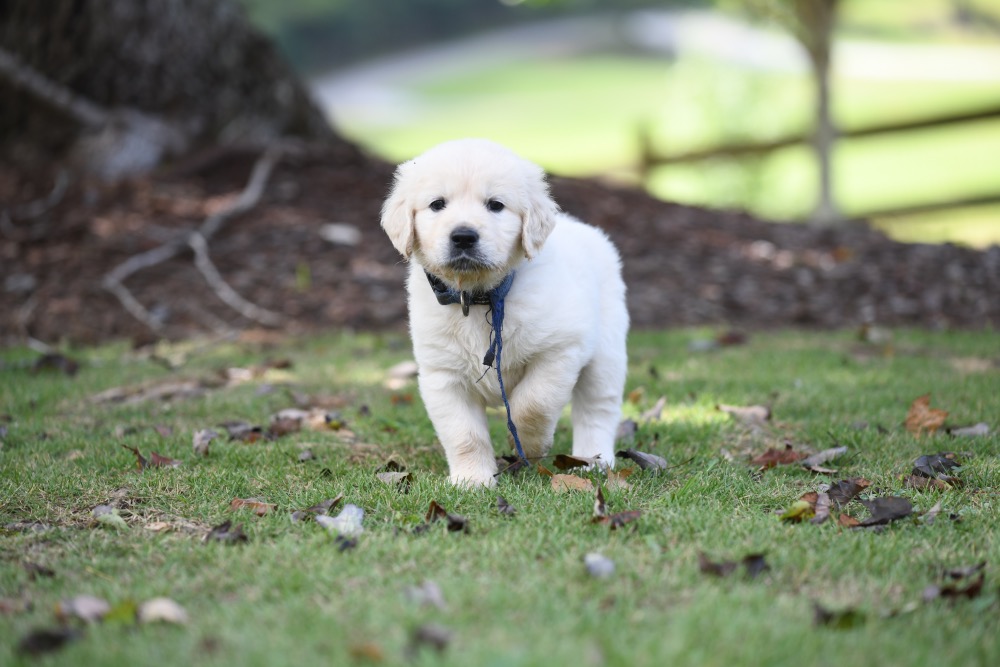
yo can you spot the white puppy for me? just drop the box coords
[381,139,628,487]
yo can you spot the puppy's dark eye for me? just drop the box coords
[430,199,446,212]
[486,199,505,213]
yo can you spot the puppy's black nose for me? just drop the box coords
[450,227,479,250]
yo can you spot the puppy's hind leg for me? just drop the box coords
[570,349,627,468]
[507,355,580,461]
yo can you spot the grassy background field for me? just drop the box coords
[2,329,998,665]
[334,52,1000,249]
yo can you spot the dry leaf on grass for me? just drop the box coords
[229,498,276,517]
[922,562,986,602]
[17,628,82,656]
[584,553,615,578]
[905,394,948,435]
[859,496,913,526]
[149,451,182,468]
[904,475,953,491]
[949,422,990,437]
[137,598,188,624]
[552,454,601,470]
[801,446,847,471]
[192,429,217,456]
[290,495,345,523]
[316,504,365,537]
[551,474,594,493]
[616,449,668,472]
[605,468,634,491]
[407,623,452,658]
[827,478,870,508]
[639,396,667,423]
[419,500,468,533]
[55,595,111,623]
[591,486,642,529]
[750,443,805,469]
[779,499,816,523]
[497,496,517,516]
[204,520,248,544]
[912,452,961,480]
[376,471,412,490]
[698,552,770,579]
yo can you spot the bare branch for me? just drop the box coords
[101,145,285,333]
[1,171,70,242]
[188,232,282,327]
[0,45,108,127]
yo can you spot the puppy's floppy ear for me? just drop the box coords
[520,167,559,259]
[381,163,416,258]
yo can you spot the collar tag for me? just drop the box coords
[460,291,471,316]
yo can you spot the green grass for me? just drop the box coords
[2,329,999,665]
[337,53,1000,248]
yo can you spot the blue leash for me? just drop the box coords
[482,274,528,464]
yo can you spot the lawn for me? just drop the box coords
[334,52,1000,248]
[2,328,998,666]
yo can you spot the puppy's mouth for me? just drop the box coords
[446,250,490,273]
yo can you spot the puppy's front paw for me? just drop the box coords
[445,443,498,488]
[449,471,498,489]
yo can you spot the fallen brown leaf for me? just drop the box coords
[904,474,952,491]
[137,597,189,624]
[698,552,769,579]
[17,627,82,656]
[905,394,948,436]
[605,468,634,491]
[376,471,412,490]
[204,520,248,544]
[497,495,517,516]
[640,396,667,422]
[122,444,148,472]
[552,454,600,470]
[616,449,668,472]
[827,478,871,508]
[750,443,805,469]
[55,595,110,623]
[801,446,847,469]
[229,498,275,517]
[810,491,831,525]
[149,451,182,468]
[859,496,913,526]
[192,429,217,456]
[551,474,594,493]
[422,501,468,533]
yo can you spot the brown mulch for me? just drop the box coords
[2,144,999,346]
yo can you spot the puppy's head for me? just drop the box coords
[381,138,558,291]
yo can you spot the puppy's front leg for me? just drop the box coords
[419,370,498,487]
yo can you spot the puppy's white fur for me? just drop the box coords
[382,139,628,487]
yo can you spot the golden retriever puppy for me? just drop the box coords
[381,138,628,487]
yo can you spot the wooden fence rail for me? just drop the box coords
[639,103,1000,221]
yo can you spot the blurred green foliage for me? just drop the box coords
[236,0,704,71]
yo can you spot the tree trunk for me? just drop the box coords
[810,45,839,225]
[792,0,841,225]
[0,0,341,176]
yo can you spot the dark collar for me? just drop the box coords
[424,271,515,317]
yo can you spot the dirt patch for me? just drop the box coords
[2,145,998,346]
